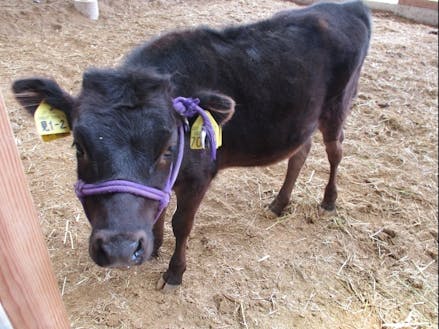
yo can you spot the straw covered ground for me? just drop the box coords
[0,0,437,328]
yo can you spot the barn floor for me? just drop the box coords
[0,1,437,328]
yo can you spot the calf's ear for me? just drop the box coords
[12,78,74,123]
[196,90,235,126]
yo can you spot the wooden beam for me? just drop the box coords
[0,93,70,329]
[399,0,438,10]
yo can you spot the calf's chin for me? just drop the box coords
[88,228,154,268]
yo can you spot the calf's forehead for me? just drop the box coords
[73,103,174,140]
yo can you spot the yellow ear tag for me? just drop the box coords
[34,101,71,142]
[190,111,222,150]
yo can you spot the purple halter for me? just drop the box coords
[74,97,217,224]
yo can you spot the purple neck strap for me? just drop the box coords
[74,97,216,224]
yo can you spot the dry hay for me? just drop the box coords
[0,1,437,328]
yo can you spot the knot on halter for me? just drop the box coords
[74,180,85,199]
[172,97,217,160]
[172,97,201,117]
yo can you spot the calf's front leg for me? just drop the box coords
[151,209,166,258]
[156,177,211,291]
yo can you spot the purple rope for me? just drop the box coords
[74,97,217,224]
[172,97,217,160]
[75,179,169,201]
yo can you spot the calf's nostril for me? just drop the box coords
[132,239,144,261]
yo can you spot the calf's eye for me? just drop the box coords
[163,146,173,159]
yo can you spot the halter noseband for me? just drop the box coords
[74,97,217,224]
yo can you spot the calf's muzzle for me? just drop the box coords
[90,230,150,268]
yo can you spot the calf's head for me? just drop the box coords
[12,68,234,268]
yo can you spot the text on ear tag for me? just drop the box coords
[34,101,70,142]
[190,111,222,150]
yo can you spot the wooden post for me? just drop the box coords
[0,93,70,329]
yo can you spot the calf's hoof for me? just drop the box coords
[156,274,180,292]
[267,198,288,218]
[262,206,278,220]
[318,204,337,217]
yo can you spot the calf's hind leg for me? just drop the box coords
[319,67,361,214]
[319,126,345,215]
[269,138,312,216]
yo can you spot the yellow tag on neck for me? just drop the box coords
[34,101,71,142]
[190,111,222,150]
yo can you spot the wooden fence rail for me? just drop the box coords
[0,92,70,329]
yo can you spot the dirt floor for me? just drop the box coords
[0,0,437,328]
